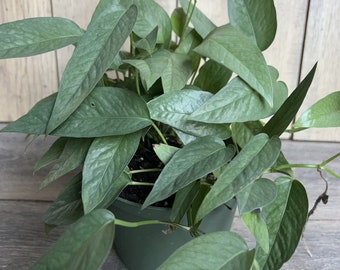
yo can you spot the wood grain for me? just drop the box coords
[294,0,340,141]
[0,0,58,122]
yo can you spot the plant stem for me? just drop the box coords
[151,121,168,145]
[130,181,155,186]
[135,69,141,96]
[180,0,197,42]
[129,168,162,175]
[115,218,191,232]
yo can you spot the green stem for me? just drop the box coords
[275,163,319,171]
[129,168,162,175]
[180,0,197,42]
[130,181,155,186]
[151,121,168,145]
[321,152,340,166]
[135,69,141,96]
[115,218,191,232]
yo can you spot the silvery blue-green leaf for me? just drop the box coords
[196,134,281,222]
[34,137,68,172]
[269,66,288,112]
[46,5,137,133]
[294,91,340,128]
[173,128,199,145]
[179,0,216,38]
[0,17,83,58]
[194,60,233,94]
[43,173,83,226]
[94,0,171,45]
[53,87,152,137]
[256,177,308,270]
[148,89,230,139]
[190,76,274,123]
[194,24,274,106]
[171,7,186,37]
[262,63,317,137]
[228,0,277,51]
[158,231,254,270]
[143,136,235,208]
[236,178,277,215]
[134,26,158,54]
[1,93,56,135]
[82,132,141,213]
[32,209,115,270]
[40,138,92,189]
[125,49,192,92]
[153,143,180,164]
[231,121,264,148]
[242,211,270,253]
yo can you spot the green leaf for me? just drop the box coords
[242,211,270,253]
[46,4,137,133]
[189,76,274,123]
[82,132,141,214]
[179,0,216,38]
[1,93,56,135]
[256,178,308,270]
[125,49,192,92]
[153,143,180,164]
[148,89,230,139]
[262,63,317,137]
[171,7,187,37]
[228,0,277,51]
[1,87,151,137]
[134,26,158,54]
[236,178,277,215]
[193,59,233,94]
[143,136,235,208]
[231,121,264,148]
[34,137,68,172]
[158,231,254,270]
[32,209,115,270]
[196,133,281,222]
[40,138,92,189]
[0,17,83,59]
[53,87,152,137]
[294,91,340,128]
[194,24,274,106]
[43,173,83,226]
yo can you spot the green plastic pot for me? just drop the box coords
[111,197,236,270]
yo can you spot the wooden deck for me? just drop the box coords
[1,125,339,269]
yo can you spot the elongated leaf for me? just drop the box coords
[196,133,281,222]
[46,5,137,133]
[158,231,253,270]
[262,63,317,137]
[236,178,277,215]
[242,211,270,253]
[194,59,232,94]
[125,49,192,92]
[171,7,186,37]
[256,178,308,270]
[53,87,152,137]
[179,0,216,38]
[40,138,92,189]
[194,24,274,106]
[32,209,115,270]
[1,87,151,137]
[82,132,141,214]
[134,26,158,54]
[190,76,273,123]
[148,89,230,139]
[1,93,56,135]
[228,0,277,51]
[92,0,171,46]
[0,17,83,58]
[294,91,340,128]
[43,173,83,226]
[34,137,68,172]
[143,136,235,208]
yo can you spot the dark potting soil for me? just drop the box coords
[120,141,176,207]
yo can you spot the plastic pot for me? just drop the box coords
[110,197,236,270]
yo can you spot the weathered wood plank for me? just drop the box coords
[0,0,58,122]
[294,0,340,141]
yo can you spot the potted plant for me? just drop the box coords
[1,0,339,269]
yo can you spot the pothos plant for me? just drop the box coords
[1,0,340,269]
